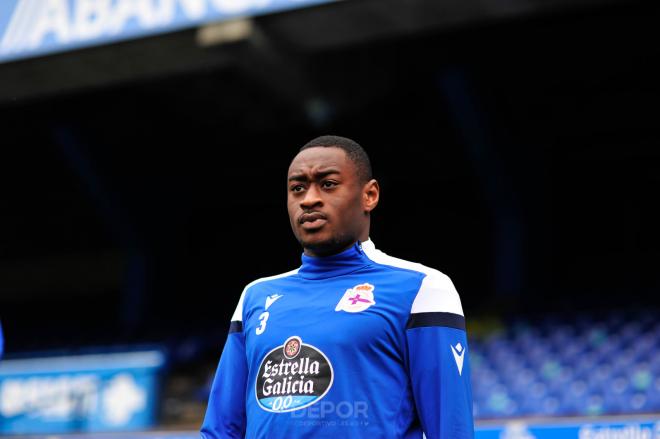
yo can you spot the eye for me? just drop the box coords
[290,184,305,193]
[322,180,338,189]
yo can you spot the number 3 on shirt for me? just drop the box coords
[256,312,269,335]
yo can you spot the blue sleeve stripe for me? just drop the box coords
[406,312,465,330]
[228,320,243,333]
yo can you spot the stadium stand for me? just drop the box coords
[470,310,660,419]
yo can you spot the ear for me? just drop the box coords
[363,179,380,213]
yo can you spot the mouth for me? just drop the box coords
[299,212,328,230]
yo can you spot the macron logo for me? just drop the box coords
[265,294,283,310]
[450,342,465,376]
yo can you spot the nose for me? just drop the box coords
[300,184,323,209]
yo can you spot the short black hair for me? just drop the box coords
[299,135,373,183]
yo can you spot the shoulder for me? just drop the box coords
[362,241,463,316]
[411,265,463,316]
[243,268,300,293]
[231,268,299,321]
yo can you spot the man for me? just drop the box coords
[201,135,473,438]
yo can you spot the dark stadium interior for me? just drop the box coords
[0,0,658,382]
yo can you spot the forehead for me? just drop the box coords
[288,146,354,177]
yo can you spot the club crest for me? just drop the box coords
[335,283,376,313]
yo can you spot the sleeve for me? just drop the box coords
[405,272,474,439]
[200,289,249,439]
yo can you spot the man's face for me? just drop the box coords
[287,147,367,256]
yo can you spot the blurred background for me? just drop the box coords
[0,0,659,437]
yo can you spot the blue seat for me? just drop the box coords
[469,310,660,419]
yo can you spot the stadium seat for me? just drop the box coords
[469,310,659,419]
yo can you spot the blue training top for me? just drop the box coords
[201,239,473,439]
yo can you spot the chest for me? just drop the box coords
[242,272,421,366]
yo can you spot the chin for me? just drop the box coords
[300,233,332,249]
[299,232,352,256]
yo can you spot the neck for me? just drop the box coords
[303,239,357,258]
[302,228,370,258]
[298,238,373,280]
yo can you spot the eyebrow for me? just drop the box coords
[288,168,341,182]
